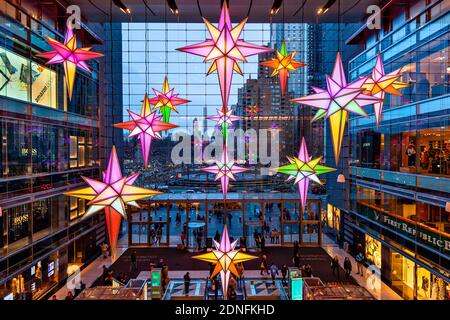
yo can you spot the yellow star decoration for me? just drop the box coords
[193,225,256,299]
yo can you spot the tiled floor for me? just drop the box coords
[321,234,402,300]
[52,237,128,300]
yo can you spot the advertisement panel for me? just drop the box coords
[0,46,57,108]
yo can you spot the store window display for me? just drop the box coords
[365,235,382,268]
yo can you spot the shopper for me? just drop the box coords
[344,257,352,279]
[64,291,74,300]
[281,264,288,285]
[304,264,312,277]
[292,253,300,268]
[130,250,137,272]
[180,231,186,247]
[228,286,237,300]
[101,242,109,259]
[51,295,57,300]
[355,243,364,275]
[184,272,191,295]
[269,262,279,285]
[102,265,109,284]
[331,256,340,279]
[260,255,269,275]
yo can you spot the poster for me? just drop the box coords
[0,46,57,108]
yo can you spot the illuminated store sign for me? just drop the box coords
[0,47,57,108]
[13,213,29,226]
[371,210,450,253]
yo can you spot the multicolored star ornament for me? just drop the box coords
[208,108,240,141]
[64,146,162,255]
[246,104,261,120]
[148,76,190,123]
[201,146,248,198]
[36,28,103,100]
[275,138,336,212]
[291,52,382,164]
[193,225,257,299]
[362,53,410,127]
[114,94,178,168]
[176,2,272,108]
[260,41,306,96]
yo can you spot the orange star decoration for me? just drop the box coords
[260,41,306,96]
[193,225,256,299]
[361,53,410,127]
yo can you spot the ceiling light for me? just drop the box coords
[317,0,336,16]
[113,0,131,14]
[167,0,179,15]
[270,0,283,15]
[337,174,346,183]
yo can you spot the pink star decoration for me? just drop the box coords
[362,53,410,127]
[275,138,335,212]
[64,146,162,256]
[193,225,257,300]
[291,53,382,164]
[114,94,178,168]
[201,146,248,198]
[176,2,272,108]
[208,108,240,141]
[36,28,103,100]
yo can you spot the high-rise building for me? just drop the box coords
[327,0,450,300]
[0,1,120,299]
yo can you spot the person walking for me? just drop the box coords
[331,256,340,280]
[180,231,186,247]
[292,253,300,268]
[344,257,352,279]
[130,250,137,272]
[304,264,312,277]
[184,272,191,295]
[355,243,365,275]
[236,263,244,287]
[260,255,269,275]
[269,262,279,285]
[281,264,288,285]
[101,242,109,259]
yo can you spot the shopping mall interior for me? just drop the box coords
[0,0,449,304]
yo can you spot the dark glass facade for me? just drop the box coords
[328,0,450,300]
[0,0,114,300]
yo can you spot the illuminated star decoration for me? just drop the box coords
[291,52,382,164]
[208,108,240,141]
[114,94,178,168]
[64,146,162,255]
[36,28,103,100]
[148,76,190,123]
[193,225,257,299]
[201,146,248,198]
[246,104,261,120]
[362,53,410,127]
[276,138,336,212]
[260,41,306,96]
[176,1,272,108]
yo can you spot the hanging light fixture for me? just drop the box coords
[113,0,131,14]
[337,173,346,183]
[317,0,336,15]
[271,0,283,15]
[166,0,179,15]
